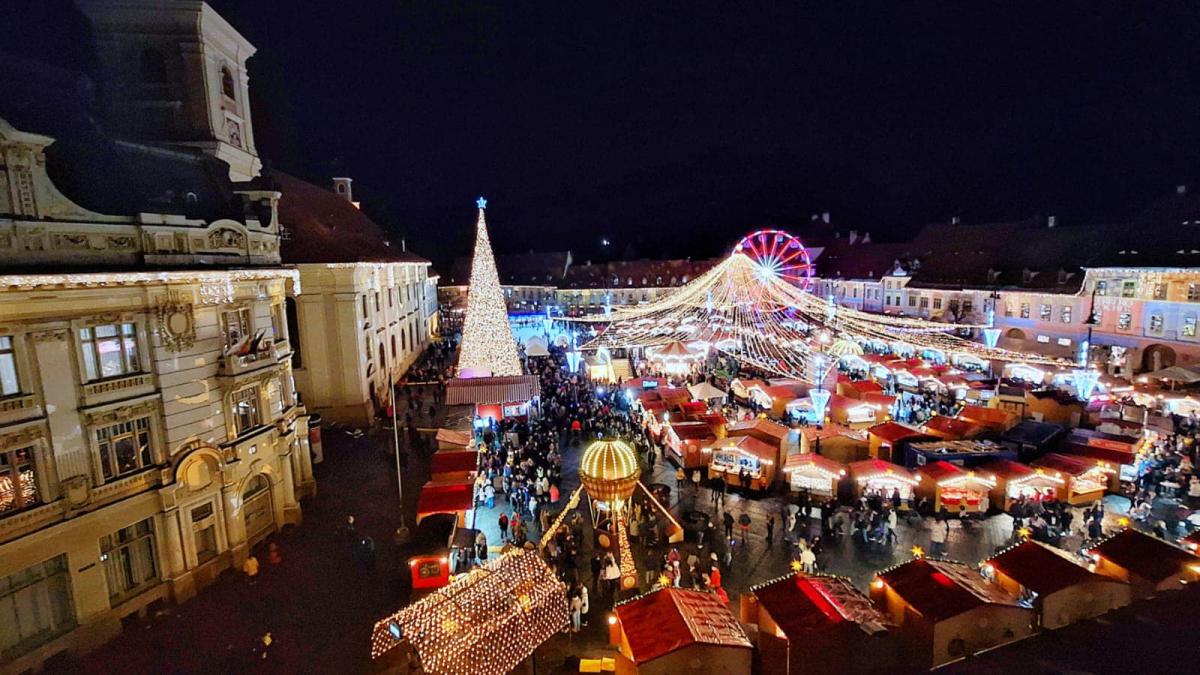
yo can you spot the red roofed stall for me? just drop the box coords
[612,587,752,674]
[1031,453,1114,505]
[782,453,846,498]
[415,479,474,526]
[846,459,920,501]
[915,461,997,514]
[981,459,1063,511]
[1090,528,1200,599]
[984,539,1130,629]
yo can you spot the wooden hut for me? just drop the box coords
[705,435,780,491]
[866,421,932,463]
[845,459,921,501]
[727,418,792,456]
[984,539,1130,629]
[981,459,1064,511]
[1031,453,1114,505]
[782,453,845,498]
[1089,529,1200,599]
[919,415,985,441]
[956,404,1017,433]
[798,424,869,463]
[612,587,753,675]
[742,573,896,675]
[870,558,1036,670]
[915,461,997,514]
[435,427,472,451]
[665,421,719,470]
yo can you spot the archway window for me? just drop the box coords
[140,48,166,83]
[243,473,270,499]
[221,66,236,100]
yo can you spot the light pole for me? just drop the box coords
[385,320,411,545]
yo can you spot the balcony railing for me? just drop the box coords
[88,469,162,509]
[0,501,63,545]
[0,393,37,414]
[82,373,155,399]
[219,341,279,378]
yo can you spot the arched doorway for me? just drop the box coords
[242,473,274,547]
[1004,328,1027,340]
[1141,343,1177,372]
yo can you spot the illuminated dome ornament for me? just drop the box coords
[735,229,816,291]
[827,337,864,357]
[579,439,641,505]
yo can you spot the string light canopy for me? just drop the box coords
[568,246,1066,384]
[457,197,523,378]
[370,549,568,674]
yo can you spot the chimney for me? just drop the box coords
[848,230,859,245]
[1178,184,1188,195]
[332,177,359,208]
[1047,215,1057,228]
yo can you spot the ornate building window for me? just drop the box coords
[221,66,236,100]
[80,323,141,381]
[221,308,252,350]
[100,518,159,603]
[0,336,20,396]
[231,387,262,437]
[0,446,40,514]
[96,417,154,481]
[0,555,75,655]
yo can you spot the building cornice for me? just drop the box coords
[0,267,300,292]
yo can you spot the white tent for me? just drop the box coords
[525,337,550,357]
[688,381,727,401]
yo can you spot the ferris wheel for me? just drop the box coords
[734,229,816,291]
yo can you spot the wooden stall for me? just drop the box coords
[870,558,1036,670]
[1089,529,1200,599]
[612,588,753,675]
[665,421,719,470]
[866,421,933,463]
[706,435,780,491]
[782,453,845,498]
[915,461,997,514]
[845,459,921,501]
[742,573,896,675]
[919,415,985,441]
[798,425,869,463]
[981,459,1064,511]
[1031,453,1114,505]
[984,539,1130,629]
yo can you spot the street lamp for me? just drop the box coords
[383,334,410,545]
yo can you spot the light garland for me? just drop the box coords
[565,251,1066,385]
[457,198,523,377]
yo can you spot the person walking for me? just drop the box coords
[498,512,509,542]
[723,511,735,540]
[676,467,686,490]
[766,516,775,548]
[886,509,897,546]
[930,518,949,557]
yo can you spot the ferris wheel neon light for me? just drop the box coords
[735,229,816,291]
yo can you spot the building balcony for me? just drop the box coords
[84,469,163,512]
[219,342,281,379]
[0,393,42,426]
[81,373,157,408]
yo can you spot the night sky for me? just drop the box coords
[7,1,1200,267]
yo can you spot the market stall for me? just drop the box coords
[1032,453,1115,505]
[904,439,1016,470]
[827,394,881,427]
[866,421,933,463]
[846,459,921,502]
[981,458,1064,511]
[799,424,870,463]
[665,420,720,470]
[915,461,997,514]
[706,435,780,491]
[415,479,475,526]
[783,453,846,497]
[429,448,479,483]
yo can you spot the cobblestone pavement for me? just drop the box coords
[65,381,1132,674]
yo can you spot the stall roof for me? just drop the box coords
[710,435,778,460]
[616,588,752,664]
[784,452,845,476]
[435,428,472,448]
[921,415,983,437]
[799,423,867,443]
[1091,529,1199,583]
[847,459,919,483]
[916,460,966,483]
[979,458,1033,479]
[728,418,790,443]
[845,379,884,394]
[909,439,1006,456]
[687,381,727,400]
[430,449,478,475]
[416,480,474,516]
[1001,420,1066,448]
[752,573,892,636]
[446,375,540,406]
[670,421,718,441]
[867,421,927,444]
[763,384,802,401]
[878,558,1021,622]
[988,540,1121,596]
[956,405,1013,427]
[1032,452,1106,477]
[861,392,897,408]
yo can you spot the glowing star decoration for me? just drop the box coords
[1072,369,1101,401]
[982,327,1001,349]
[475,195,488,209]
[790,560,803,573]
[456,198,523,378]
[910,546,925,558]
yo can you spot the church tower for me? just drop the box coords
[77,0,262,182]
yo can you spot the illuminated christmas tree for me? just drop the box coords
[457,197,523,377]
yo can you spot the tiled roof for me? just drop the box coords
[1031,452,1094,477]
[727,418,790,442]
[867,421,926,444]
[880,558,1020,622]
[710,435,778,460]
[754,574,893,636]
[989,540,1119,596]
[273,170,429,265]
[616,588,751,664]
[669,421,718,441]
[979,458,1032,479]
